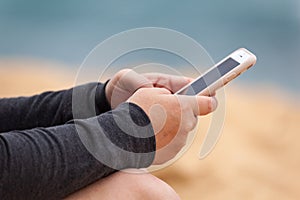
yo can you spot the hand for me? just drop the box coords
[128,87,218,165]
[105,69,192,109]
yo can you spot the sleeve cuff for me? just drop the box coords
[95,80,111,115]
[91,102,156,169]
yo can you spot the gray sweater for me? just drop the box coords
[0,82,156,200]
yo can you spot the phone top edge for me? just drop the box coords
[231,48,256,63]
[175,48,257,95]
[236,48,257,62]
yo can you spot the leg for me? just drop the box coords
[65,170,180,200]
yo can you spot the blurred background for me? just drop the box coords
[0,0,299,199]
[0,0,299,93]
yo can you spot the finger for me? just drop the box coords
[209,91,216,97]
[109,69,154,109]
[119,69,153,92]
[143,73,191,93]
[181,95,218,116]
[185,77,194,83]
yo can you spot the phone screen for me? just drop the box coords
[177,58,240,95]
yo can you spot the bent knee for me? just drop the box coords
[115,171,180,200]
[65,171,180,200]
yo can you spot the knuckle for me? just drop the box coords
[117,68,132,79]
[182,119,196,133]
[188,119,197,131]
[119,68,132,74]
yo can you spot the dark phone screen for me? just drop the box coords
[177,58,240,95]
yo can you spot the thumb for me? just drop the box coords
[194,96,218,116]
[179,95,218,116]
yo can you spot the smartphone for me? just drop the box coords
[175,48,257,96]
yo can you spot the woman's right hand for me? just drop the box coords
[128,87,217,165]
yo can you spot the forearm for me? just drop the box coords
[0,102,155,200]
[0,82,111,133]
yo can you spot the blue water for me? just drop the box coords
[0,0,299,93]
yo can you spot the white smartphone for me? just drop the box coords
[175,48,257,96]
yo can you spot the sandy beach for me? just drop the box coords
[1,58,300,200]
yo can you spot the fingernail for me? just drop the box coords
[211,97,218,111]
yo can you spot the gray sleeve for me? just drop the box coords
[0,82,111,133]
[0,103,156,200]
